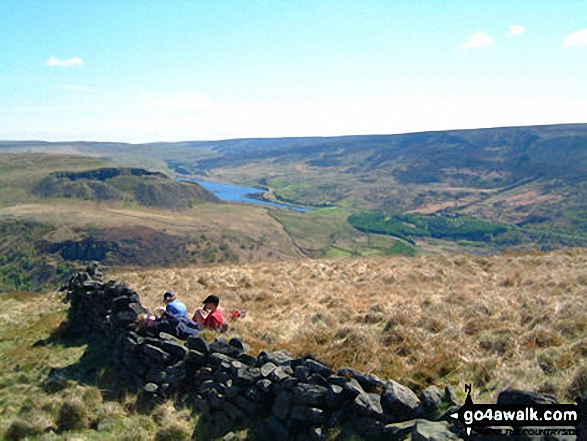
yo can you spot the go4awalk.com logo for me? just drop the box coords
[450,385,580,437]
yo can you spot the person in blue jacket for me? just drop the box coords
[161,291,188,317]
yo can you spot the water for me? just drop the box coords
[179,178,310,212]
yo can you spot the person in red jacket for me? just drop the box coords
[193,295,225,331]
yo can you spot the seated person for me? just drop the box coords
[160,291,188,317]
[193,295,225,331]
[136,311,199,340]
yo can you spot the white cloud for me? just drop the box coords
[459,31,494,49]
[564,28,587,47]
[506,25,526,37]
[45,56,83,67]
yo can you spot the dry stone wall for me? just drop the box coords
[59,265,582,441]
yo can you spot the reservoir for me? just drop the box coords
[179,178,310,212]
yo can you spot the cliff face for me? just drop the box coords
[55,265,583,440]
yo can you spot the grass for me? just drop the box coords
[0,289,200,440]
[1,248,586,439]
[115,248,587,403]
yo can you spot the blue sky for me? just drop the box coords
[1,1,586,142]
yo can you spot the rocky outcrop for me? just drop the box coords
[57,265,578,440]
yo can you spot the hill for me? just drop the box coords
[32,166,218,210]
[0,155,303,292]
[3,123,587,252]
[1,250,585,439]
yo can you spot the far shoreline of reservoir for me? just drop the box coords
[179,178,311,212]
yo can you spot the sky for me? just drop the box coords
[1,1,587,143]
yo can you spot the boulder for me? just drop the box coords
[272,390,292,422]
[186,336,210,353]
[234,395,257,414]
[251,416,289,441]
[158,340,189,361]
[142,344,170,364]
[259,349,294,366]
[497,387,557,405]
[261,362,278,377]
[224,402,247,424]
[382,380,422,422]
[305,358,334,378]
[411,419,461,441]
[290,405,326,425]
[353,392,384,418]
[210,339,242,357]
[269,366,294,383]
[338,366,386,393]
[420,385,443,418]
[326,384,346,409]
[293,383,328,407]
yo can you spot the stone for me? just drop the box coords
[411,419,461,441]
[290,405,326,425]
[327,375,347,388]
[382,379,422,422]
[142,344,169,364]
[443,386,459,407]
[208,389,225,410]
[420,385,443,418]
[228,337,245,352]
[261,362,278,377]
[143,383,159,393]
[252,416,289,441]
[293,383,328,407]
[308,426,327,441]
[186,336,210,353]
[306,359,334,378]
[353,392,384,418]
[234,395,257,414]
[343,378,365,400]
[338,366,386,393]
[234,367,259,386]
[307,374,329,388]
[237,353,257,366]
[199,379,219,396]
[158,340,189,361]
[112,295,131,309]
[223,432,238,441]
[281,377,299,391]
[256,379,273,394]
[210,339,241,357]
[383,419,417,438]
[223,402,246,423]
[191,395,210,414]
[295,365,311,381]
[186,349,207,367]
[229,360,246,373]
[351,417,386,439]
[259,349,294,366]
[326,384,346,409]
[497,387,558,405]
[272,390,292,422]
[269,366,293,383]
[245,385,263,403]
[210,352,235,368]
[224,385,243,400]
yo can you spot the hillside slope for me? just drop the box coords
[115,248,587,402]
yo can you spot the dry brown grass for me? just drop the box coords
[113,248,587,402]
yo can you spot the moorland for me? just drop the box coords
[0,123,586,439]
